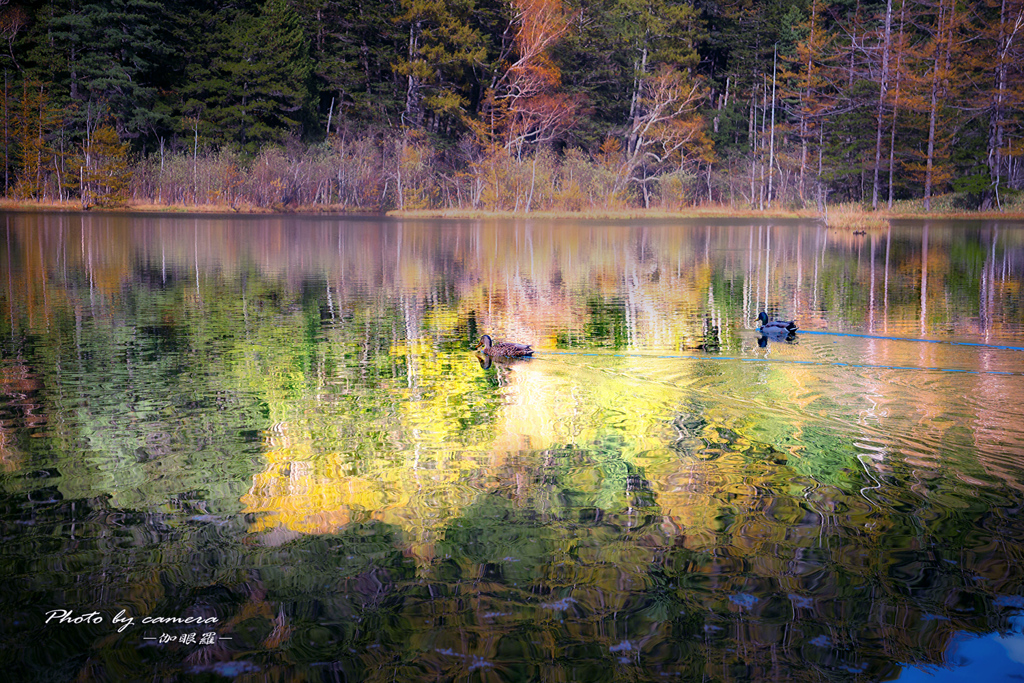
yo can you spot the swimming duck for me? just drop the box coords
[757,312,798,337]
[475,334,533,358]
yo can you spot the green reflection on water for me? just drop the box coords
[1,213,1024,681]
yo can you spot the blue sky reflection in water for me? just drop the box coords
[1,212,1024,681]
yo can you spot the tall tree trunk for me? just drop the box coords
[923,0,946,211]
[887,0,907,209]
[627,44,649,158]
[404,20,423,127]
[749,81,757,206]
[760,75,767,210]
[798,0,823,206]
[924,0,957,211]
[799,95,807,203]
[989,0,1019,208]
[192,117,198,205]
[768,45,777,209]
[849,0,861,87]
[923,80,938,212]
[872,0,893,209]
[2,70,8,195]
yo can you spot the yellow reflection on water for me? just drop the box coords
[239,328,842,568]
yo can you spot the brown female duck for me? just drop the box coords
[475,334,533,358]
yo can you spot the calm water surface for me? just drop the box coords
[2,212,1024,681]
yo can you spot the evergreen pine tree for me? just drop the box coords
[181,0,314,155]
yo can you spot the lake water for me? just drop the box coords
[2,211,1024,681]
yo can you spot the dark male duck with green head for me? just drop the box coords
[756,312,798,338]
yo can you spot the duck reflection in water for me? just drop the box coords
[476,350,531,385]
[758,332,799,347]
[475,352,532,374]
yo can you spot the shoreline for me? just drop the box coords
[2,198,1024,224]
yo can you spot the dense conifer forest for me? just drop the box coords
[0,0,1021,212]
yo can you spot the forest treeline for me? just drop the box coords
[0,0,1021,212]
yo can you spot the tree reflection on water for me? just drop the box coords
[1,213,1023,681]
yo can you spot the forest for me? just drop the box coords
[0,0,1022,212]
